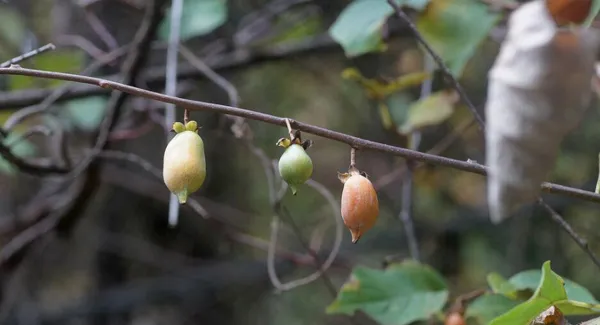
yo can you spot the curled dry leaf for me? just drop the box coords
[532,305,566,325]
[485,0,600,223]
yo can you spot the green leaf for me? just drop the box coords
[63,96,109,131]
[247,9,324,48]
[509,270,599,304]
[466,294,520,325]
[385,91,414,129]
[415,0,501,76]
[490,261,600,325]
[341,68,430,99]
[0,132,37,175]
[326,260,448,325]
[490,261,565,325]
[378,102,394,130]
[329,0,430,57]
[397,90,458,134]
[487,272,520,299]
[159,0,227,41]
[584,0,600,26]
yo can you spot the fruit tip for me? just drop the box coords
[176,190,188,204]
[350,229,361,244]
[290,185,297,195]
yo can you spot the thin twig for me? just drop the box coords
[67,0,168,179]
[386,0,485,130]
[178,44,240,107]
[538,199,600,270]
[4,125,52,146]
[0,178,85,264]
[165,0,185,228]
[0,33,339,109]
[83,9,119,50]
[226,229,313,265]
[0,43,56,68]
[0,210,63,264]
[267,179,343,292]
[388,0,600,272]
[0,142,69,174]
[278,205,340,295]
[398,54,433,261]
[179,44,345,294]
[3,45,129,131]
[56,35,110,63]
[96,149,209,218]
[285,117,294,138]
[0,67,598,206]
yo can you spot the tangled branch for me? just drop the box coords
[0,66,598,205]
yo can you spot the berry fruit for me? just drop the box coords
[163,120,206,204]
[445,312,466,325]
[277,134,313,195]
[339,168,379,243]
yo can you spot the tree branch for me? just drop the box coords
[0,66,598,204]
[0,34,337,109]
[386,0,485,130]
[538,199,600,270]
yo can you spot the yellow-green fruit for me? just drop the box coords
[163,130,206,204]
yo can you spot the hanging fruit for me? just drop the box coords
[338,158,379,243]
[445,312,466,325]
[276,129,313,195]
[163,120,207,204]
[545,0,592,26]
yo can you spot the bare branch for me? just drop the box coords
[83,8,119,50]
[0,34,337,109]
[0,43,56,68]
[539,199,600,270]
[0,142,69,175]
[179,45,240,107]
[386,0,485,130]
[397,54,435,262]
[56,35,111,62]
[96,149,209,219]
[0,66,596,206]
[387,0,600,272]
[3,45,129,131]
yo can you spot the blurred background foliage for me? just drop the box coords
[0,0,600,324]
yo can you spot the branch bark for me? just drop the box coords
[0,66,598,205]
[0,34,337,109]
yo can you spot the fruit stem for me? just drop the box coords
[350,147,356,168]
[184,108,190,124]
[284,118,298,141]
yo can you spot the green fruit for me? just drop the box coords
[163,126,206,204]
[278,144,313,195]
